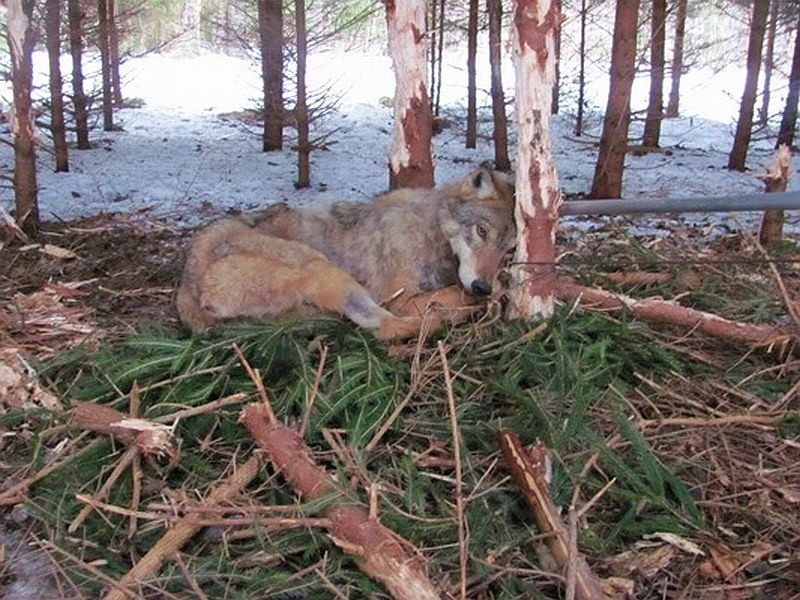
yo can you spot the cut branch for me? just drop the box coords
[70,401,176,457]
[498,429,604,600]
[101,455,262,600]
[557,277,796,354]
[242,403,441,600]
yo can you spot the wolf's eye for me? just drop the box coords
[476,224,488,240]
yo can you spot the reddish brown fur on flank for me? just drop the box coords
[177,167,516,339]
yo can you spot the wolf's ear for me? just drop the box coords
[460,168,496,200]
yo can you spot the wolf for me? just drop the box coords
[176,167,516,339]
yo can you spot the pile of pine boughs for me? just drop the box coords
[2,228,799,598]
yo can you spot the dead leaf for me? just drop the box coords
[0,206,27,242]
[606,544,675,578]
[39,244,79,260]
[643,532,705,556]
[601,576,635,599]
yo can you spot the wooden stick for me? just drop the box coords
[300,343,328,438]
[68,443,140,533]
[498,429,604,600]
[557,277,796,354]
[242,403,441,600]
[102,454,262,600]
[437,341,467,600]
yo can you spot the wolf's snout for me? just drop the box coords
[471,280,492,296]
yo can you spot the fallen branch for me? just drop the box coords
[557,277,796,354]
[102,454,262,600]
[498,429,604,600]
[242,402,441,600]
[70,401,176,457]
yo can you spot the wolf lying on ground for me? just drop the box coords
[176,167,516,339]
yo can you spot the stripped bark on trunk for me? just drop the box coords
[8,0,39,236]
[98,0,115,131]
[758,145,791,245]
[383,0,434,189]
[642,0,666,147]
[508,0,562,319]
[728,0,769,171]
[487,0,510,170]
[68,0,91,149]
[258,0,283,151]
[46,0,69,172]
[776,13,800,150]
[665,0,687,118]
[589,0,639,198]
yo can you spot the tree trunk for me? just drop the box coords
[181,0,203,46]
[776,14,800,149]
[487,0,510,171]
[8,0,39,236]
[574,0,587,135]
[728,0,769,171]
[383,0,434,190]
[295,0,310,189]
[466,0,479,148]
[551,0,561,114]
[758,145,790,246]
[665,0,687,117]
[429,0,437,113]
[589,0,640,199]
[434,0,445,117]
[68,0,90,149]
[46,0,69,172]
[108,0,123,106]
[508,0,562,320]
[642,0,666,147]
[97,0,114,131]
[258,0,283,151]
[758,0,779,126]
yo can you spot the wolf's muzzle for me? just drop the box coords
[471,280,492,296]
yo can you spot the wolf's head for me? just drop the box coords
[440,167,516,297]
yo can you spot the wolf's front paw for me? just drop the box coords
[375,315,422,340]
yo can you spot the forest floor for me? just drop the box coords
[1,208,798,599]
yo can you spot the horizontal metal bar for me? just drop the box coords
[558,191,800,216]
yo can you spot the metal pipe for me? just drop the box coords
[558,191,800,216]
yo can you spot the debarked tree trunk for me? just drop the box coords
[508,0,562,319]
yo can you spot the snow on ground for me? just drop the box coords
[0,46,797,236]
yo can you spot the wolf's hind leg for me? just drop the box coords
[305,263,421,340]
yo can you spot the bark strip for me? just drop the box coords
[242,403,441,600]
[382,0,434,189]
[498,430,604,600]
